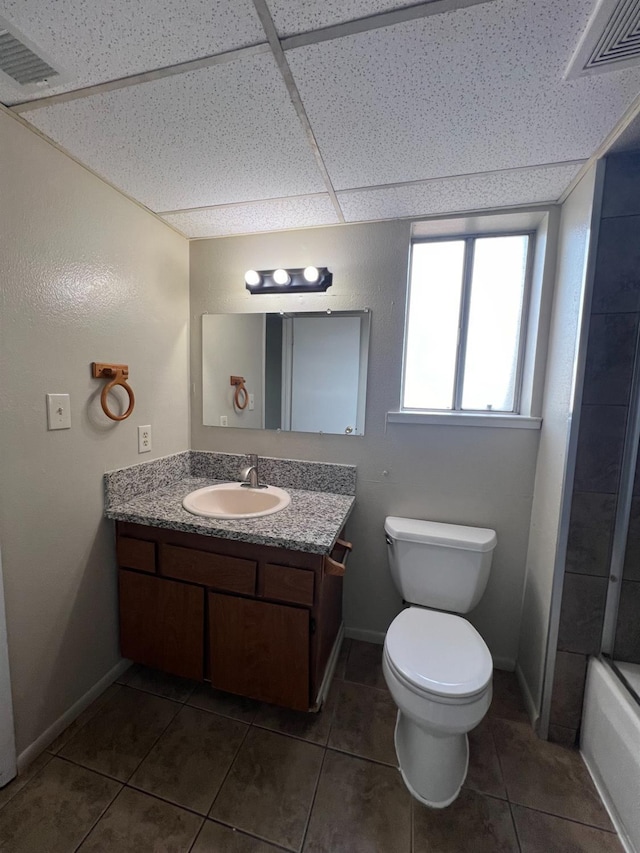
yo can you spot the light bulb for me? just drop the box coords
[244,270,261,286]
[273,268,291,286]
[303,266,320,283]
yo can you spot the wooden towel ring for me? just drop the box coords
[92,362,136,421]
[230,375,249,410]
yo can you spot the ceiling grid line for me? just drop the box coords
[251,0,345,222]
[156,158,587,217]
[10,42,271,114]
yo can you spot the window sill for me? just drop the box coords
[386,411,542,429]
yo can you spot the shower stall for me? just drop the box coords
[543,149,640,852]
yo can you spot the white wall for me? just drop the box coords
[517,166,597,722]
[190,222,541,667]
[0,108,190,757]
[202,313,264,429]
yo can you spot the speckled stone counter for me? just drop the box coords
[104,452,355,554]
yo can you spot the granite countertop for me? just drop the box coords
[106,476,355,554]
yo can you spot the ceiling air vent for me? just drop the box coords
[566,0,640,78]
[0,18,62,92]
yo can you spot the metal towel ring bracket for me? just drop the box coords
[92,362,135,421]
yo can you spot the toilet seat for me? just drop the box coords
[385,608,493,700]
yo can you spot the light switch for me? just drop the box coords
[46,394,71,430]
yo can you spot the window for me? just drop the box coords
[402,233,532,414]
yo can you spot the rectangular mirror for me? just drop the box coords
[202,310,370,435]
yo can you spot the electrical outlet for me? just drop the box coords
[248,393,255,411]
[138,425,152,453]
[219,415,228,427]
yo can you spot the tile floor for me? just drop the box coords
[0,640,624,852]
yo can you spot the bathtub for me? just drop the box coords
[581,657,640,853]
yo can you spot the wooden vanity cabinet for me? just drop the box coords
[115,521,346,711]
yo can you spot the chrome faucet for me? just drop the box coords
[240,454,266,489]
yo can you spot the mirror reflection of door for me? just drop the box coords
[285,316,361,435]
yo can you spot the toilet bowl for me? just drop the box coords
[383,606,493,807]
[382,517,497,808]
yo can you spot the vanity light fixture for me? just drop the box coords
[273,268,291,286]
[244,269,262,287]
[244,266,333,294]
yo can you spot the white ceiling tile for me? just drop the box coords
[267,0,424,37]
[0,0,265,105]
[337,163,585,221]
[163,195,340,237]
[286,0,640,190]
[21,53,327,212]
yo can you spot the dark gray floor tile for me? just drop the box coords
[130,706,247,814]
[566,492,616,577]
[489,669,529,723]
[413,789,519,853]
[492,719,613,830]
[78,787,202,852]
[253,678,338,746]
[0,757,120,853]
[344,639,386,689]
[48,685,123,755]
[334,638,352,680]
[328,680,397,766]
[192,821,282,852]
[188,684,260,723]
[0,751,51,811]
[303,750,411,853]
[125,665,198,702]
[557,573,608,656]
[512,804,624,852]
[210,728,323,850]
[60,686,180,781]
[465,718,506,799]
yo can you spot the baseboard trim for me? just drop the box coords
[492,656,516,672]
[515,661,540,730]
[344,627,386,645]
[17,658,130,772]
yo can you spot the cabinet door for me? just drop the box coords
[209,593,309,711]
[119,569,204,681]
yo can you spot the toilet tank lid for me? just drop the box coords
[385,517,497,552]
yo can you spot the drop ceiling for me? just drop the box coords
[2,0,640,238]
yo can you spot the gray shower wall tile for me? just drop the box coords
[582,313,638,406]
[602,152,640,218]
[566,492,616,577]
[592,216,640,314]
[549,651,588,730]
[557,573,608,655]
[623,496,640,581]
[613,580,640,663]
[573,405,627,494]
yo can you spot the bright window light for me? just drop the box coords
[403,233,530,414]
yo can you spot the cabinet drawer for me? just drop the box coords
[263,563,314,607]
[117,537,156,573]
[159,544,256,595]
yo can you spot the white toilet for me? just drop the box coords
[382,516,497,809]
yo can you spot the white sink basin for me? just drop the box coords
[182,483,290,519]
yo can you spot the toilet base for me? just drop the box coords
[394,710,469,809]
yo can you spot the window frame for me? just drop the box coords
[401,230,536,416]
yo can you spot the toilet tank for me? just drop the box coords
[385,517,497,613]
